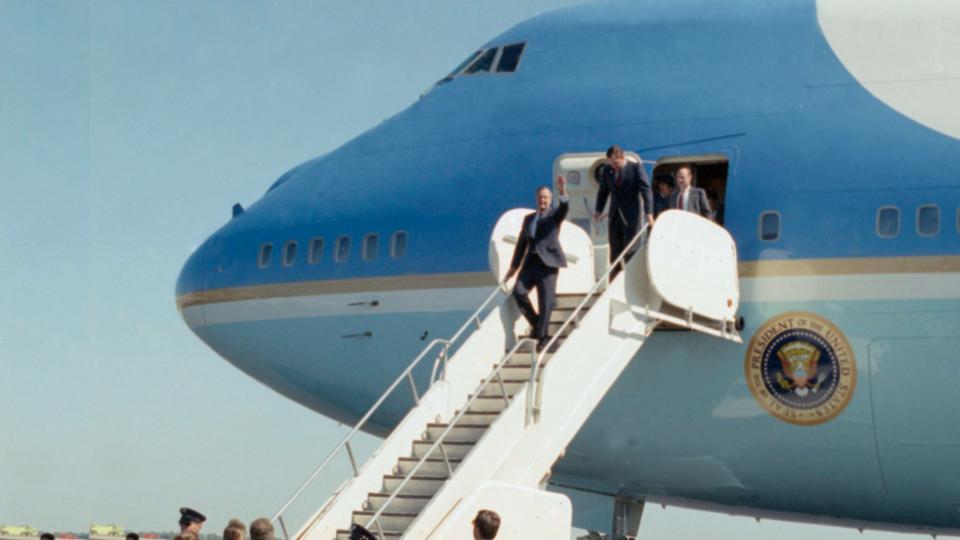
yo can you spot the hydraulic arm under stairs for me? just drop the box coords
[271,210,742,539]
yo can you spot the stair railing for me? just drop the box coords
[271,283,506,540]
[361,338,539,535]
[429,281,511,383]
[526,224,650,424]
[360,225,647,533]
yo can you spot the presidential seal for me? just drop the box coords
[744,311,856,425]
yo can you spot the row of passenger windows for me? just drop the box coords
[875,205,957,238]
[258,231,408,269]
[755,204,960,243]
[439,42,526,83]
[256,204,953,265]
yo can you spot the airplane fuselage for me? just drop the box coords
[176,0,960,534]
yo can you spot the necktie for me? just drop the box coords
[615,168,622,187]
[679,191,686,210]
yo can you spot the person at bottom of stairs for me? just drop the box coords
[473,509,501,539]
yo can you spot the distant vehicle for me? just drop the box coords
[140,535,160,539]
[88,526,123,538]
[0,526,39,537]
[58,534,77,539]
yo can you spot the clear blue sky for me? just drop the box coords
[0,2,932,538]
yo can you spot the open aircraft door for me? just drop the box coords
[552,151,643,278]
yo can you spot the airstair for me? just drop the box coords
[271,210,742,539]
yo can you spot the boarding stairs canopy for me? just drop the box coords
[271,209,741,539]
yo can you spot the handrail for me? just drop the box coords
[363,226,648,532]
[528,224,651,422]
[362,338,539,534]
[271,282,506,535]
[430,283,508,383]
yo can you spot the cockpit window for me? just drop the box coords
[465,48,498,75]
[496,43,525,72]
[440,50,482,82]
[429,43,527,91]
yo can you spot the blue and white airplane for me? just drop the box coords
[176,0,960,536]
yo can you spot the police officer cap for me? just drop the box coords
[179,507,207,524]
[349,524,375,540]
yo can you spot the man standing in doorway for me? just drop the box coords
[505,177,569,352]
[593,145,654,275]
[670,164,711,218]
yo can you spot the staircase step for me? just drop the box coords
[412,439,475,460]
[366,491,433,513]
[555,292,600,309]
[383,474,446,496]
[452,411,501,425]
[465,392,514,412]
[396,456,462,476]
[507,338,564,354]
[425,422,488,443]
[478,379,525,397]
[500,364,545,381]
[549,306,589,323]
[507,350,553,365]
[352,510,417,533]
[336,529,401,540]
[514,321,577,345]
[465,394,513,413]
[547,321,576,336]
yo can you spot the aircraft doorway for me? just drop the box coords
[651,154,729,225]
[553,152,730,280]
[553,151,643,277]
[650,154,731,333]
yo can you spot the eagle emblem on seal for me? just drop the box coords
[775,341,827,397]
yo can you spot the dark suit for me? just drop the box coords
[670,187,711,218]
[595,162,653,266]
[510,198,569,344]
[653,191,672,217]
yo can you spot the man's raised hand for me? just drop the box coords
[556,175,567,196]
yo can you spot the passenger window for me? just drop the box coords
[282,241,297,267]
[465,48,497,75]
[391,231,408,259]
[258,243,273,268]
[335,236,351,263]
[308,237,324,264]
[362,233,379,261]
[917,205,940,237]
[877,206,900,238]
[759,211,780,242]
[496,43,525,72]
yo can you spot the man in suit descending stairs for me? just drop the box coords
[505,175,569,352]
